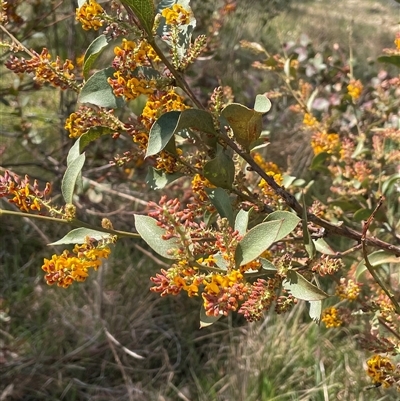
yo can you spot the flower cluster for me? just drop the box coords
[310,131,340,156]
[254,153,283,201]
[335,278,361,301]
[161,4,191,26]
[311,255,344,276]
[64,106,124,138]
[0,170,51,213]
[366,355,400,389]
[321,307,343,328]
[108,39,161,101]
[347,79,363,102]
[238,278,280,322]
[5,48,76,90]
[191,174,216,202]
[42,238,111,288]
[75,0,104,31]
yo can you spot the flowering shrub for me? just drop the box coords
[1,0,400,391]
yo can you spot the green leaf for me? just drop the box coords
[283,270,328,301]
[265,211,300,241]
[377,55,400,67]
[134,215,181,259]
[234,208,251,236]
[310,152,330,172]
[200,305,221,328]
[301,195,316,259]
[62,153,86,204]
[221,103,263,150]
[79,126,114,151]
[146,111,181,157]
[382,173,400,195]
[120,0,155,36]
[77,0,86,7]
[353,208,373,222]
[235,220,283,267]
[254,94,272,114]
[306,88,318,112]
[313,238,335,255]
[205,188,234,227]
[147,109,217,157]
[356,250,399,280]
[203,147,235,189]
[308,300,322,324]
[83,35,109,80]
[79,67,124,109]
[260,257,277,272]
[49,228,111,245]
[146,167,183,190]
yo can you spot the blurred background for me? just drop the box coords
[1,0,399,399]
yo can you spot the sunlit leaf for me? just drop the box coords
[260,257,277,272]
[120,0,155,36]
[234,208,251,236]
[61,153,85,204]
[83,35,109,79]
[254,94,272,114]
[134,215,181,259]
[265,211,300,241]
[49,228,111,245]
[313,238,335,255]
[308,300,322,324]
[283,270,328,301]
[235,220,283,267]
[356,250,399,279]
[221,103,263,150]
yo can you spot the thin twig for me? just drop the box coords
[361,197,400,315]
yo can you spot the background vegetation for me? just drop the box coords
[1,0,399,400]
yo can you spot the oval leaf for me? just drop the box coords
[79,67,124,108]
[203,148,235,189]
[254,94,272,114]
[146,167,183,190]
[308,300,322,324]
[221,103,262,150]
[147,109,217,157]
[260,257,277,272]
[234,208,251,236]
[205,188,234,227]
[283,270,328,301]
[49,228,111,245]
[62,153,86,204]
[235,220,283,267]
[134,215,180,259]
[146,111,181,157]
[356,250,399,280]
[83,35,109,79]
[265,211,300,241]
[313,238,335,255]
